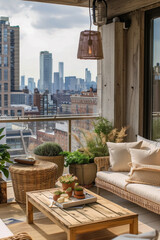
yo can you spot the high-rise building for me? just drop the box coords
[59,62,64,91]
[65,76,77,91]
[0,17,23,116]
[85,68,91,83]
[20,75,25,90]
[28,77,34,93]
[54,72,59,93]
[40,51,52,93]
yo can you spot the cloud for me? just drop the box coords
[29,2,89,29]
[0,0,27,15]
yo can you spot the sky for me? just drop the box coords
[154,18,160,66]
[0,0,97,85]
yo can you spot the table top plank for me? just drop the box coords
[77,205,109,221]
[88,203,121,218]
[63,209,93,224]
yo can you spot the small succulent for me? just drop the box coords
[74,186,83,191]
[58,174,78,183]
[66,187,72,192]
[54,190,62,195]
[34,142,63,156]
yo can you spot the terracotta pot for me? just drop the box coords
[53,194,61,201]
[62,182,75,190]
[69,163,97,185]
[66,190,72,198]
[74,190,84,196]
[34,154,64,179]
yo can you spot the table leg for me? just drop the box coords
[130,216,138,234]
[26,196,33,224]
[67,230,76,240]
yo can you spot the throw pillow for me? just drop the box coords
[107,141,142,172]
[126,162,160,186]
[129,148,160,166]
[137,135,160,150]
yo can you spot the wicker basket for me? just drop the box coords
[9,160,58,204]
[2,232,32,240]
[34,155,64,178]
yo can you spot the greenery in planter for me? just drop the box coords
[54,190,63,195]
[73,117,127,159]
[60,151,93,167]
[58,174,78,183]
[74,186,83,191]
[0,128,12,178]
[66,187,72,192]
[34,142,63,156]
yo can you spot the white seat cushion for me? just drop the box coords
[126,182,160,205]
[96,171,128,189]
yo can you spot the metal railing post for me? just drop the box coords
[68,119,72,152]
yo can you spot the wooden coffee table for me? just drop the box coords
[26,188,138,240]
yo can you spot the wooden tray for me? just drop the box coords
[53,192,97,209]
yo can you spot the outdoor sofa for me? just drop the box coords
[94,136,160,215]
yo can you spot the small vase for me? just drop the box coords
[62,182,73,190]
[74,190,84,196]
[53,194,61,201]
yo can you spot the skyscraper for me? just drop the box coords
[85,68,91,83]
[59,62,64,91]
[28,77,34,93]
[54,72,59,93]
[20,76,25,90]
[0,17,23,116]
[40,51,52,93]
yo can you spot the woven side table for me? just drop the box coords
[9,160,58,204]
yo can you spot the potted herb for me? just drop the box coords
[74,184,84,199]
[61,151,97,186]
[65,187,72,198]
[53,190,62,201]
[58,174,78,190]
[34,142,64,178]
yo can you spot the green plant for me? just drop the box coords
[74,186,83,191]
[34,142,63,156]
[66,187,72,192]
[54,190,62,195]
[0,128,12,178]
[58,174,78,183]
[60,151,92,167]
[93,117,113,137]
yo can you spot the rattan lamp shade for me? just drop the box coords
[77,30,103,60]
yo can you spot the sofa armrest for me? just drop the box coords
[94,156,110,172]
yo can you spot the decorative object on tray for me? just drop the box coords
[65,187,72,198]
[14,158,36,165]
[74,183,85,199]
[58,174,78,190]
[53,190,63,201]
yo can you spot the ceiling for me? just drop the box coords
[25,0,89,7]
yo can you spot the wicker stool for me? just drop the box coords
[2,232,32,240]
[9,160,58,204]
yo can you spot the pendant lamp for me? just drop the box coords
[92,0,107,26]
[77,0,103,60]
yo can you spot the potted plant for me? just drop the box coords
[58,174,78,190]
[65,187,72,198]
[61,151,97,186]
[34,142,64,178]
[74,185,84,199]
[53,190,62,201]
[0,127,12,203]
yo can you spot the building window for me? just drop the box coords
[4,69,8,81]
[17,109,22,116]
[0,110,2,116]
[4,110,8,116]
[4,94,8,107]
[3,28,7,42]
[0,95,1,107]
[0,44,1,54]
[4,56,8,67]
[0,56,1,67]
[4,44,8,55]
[4,83,8,92]
[0,84,1,92]
[0,69,1,81]
[11,110,15,116]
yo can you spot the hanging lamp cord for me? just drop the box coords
[89,0,92,31]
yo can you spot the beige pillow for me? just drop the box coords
[126,162,160,186]
[129,148,160,166]
[107,141,142,172]
[137,135,160,150]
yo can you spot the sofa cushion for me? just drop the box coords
[112,230,159,240]
[129,148,160,166]
[107,142,142,172]
[96,171,128,189]
[126,162,160,186]
[137,135,160,149]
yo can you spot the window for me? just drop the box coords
[3,28,7,42]
[11,110,15,116]
[4,44,8,55]
[0,84,1,92]
[17,109,22,116]
[0,56,1,67]
[145,7,160,140]
[0,95,1,107]
[4,83,8,92]
[4,94,8,107]
[4,69,8,81]
[0,69,1,81]
[4,110,8,116]
[4,56,8,67]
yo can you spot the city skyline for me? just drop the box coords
[0,0,97,84]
